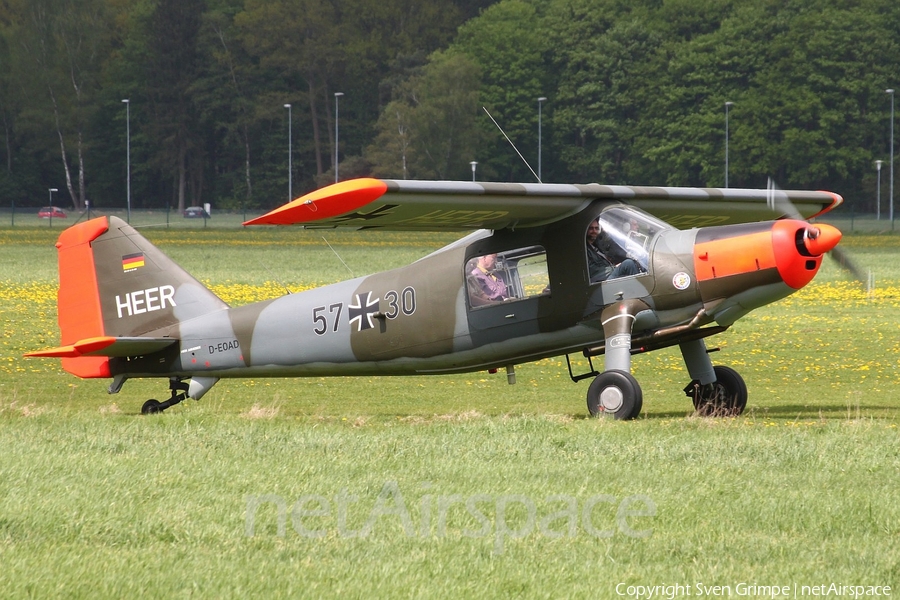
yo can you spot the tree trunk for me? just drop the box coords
[77,131,86,209]
[48,85,76,209]
[244,126,252,204]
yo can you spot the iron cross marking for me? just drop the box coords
[348,291,380,332]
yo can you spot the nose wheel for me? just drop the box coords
[685,365,747,417]
[587,370,643,420]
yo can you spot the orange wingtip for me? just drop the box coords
[806,191,843,220]
[244,178,388,226]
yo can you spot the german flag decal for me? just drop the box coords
[122,252,145,272]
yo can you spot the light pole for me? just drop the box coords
[537,97,547,182]
[48,188,58,227]
[877,159,883,220]
[284,103,292,201]
[334,92,344,183]
[888,89,895,224]
[725,101,733,188]
[470,161,477,182]
[122,99,131,223]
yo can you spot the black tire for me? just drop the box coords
[587,370,643,420]
[141,399,163,415]
[690,365,747,417]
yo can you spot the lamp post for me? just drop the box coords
[888,89,895,224]
[48,188,58,227]
[725,101,734,188]
[470,161,477,182]
[284,103,292,201]
[334,92,344,183]
[122,98,131,223]
[537,97,547,182]
[877,160,883,220]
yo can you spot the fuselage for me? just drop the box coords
[110,201,839,380]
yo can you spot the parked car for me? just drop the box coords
[38,206,66,218]
[183,206,210,218]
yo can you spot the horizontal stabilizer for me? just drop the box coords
[25,336,177,358]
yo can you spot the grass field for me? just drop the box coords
[1,223,898,598]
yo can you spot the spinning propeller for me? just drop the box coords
[766,177,865,283]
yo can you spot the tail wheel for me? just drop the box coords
[687,365,747,417]
[141,399,162,415]
[587,370,643,420]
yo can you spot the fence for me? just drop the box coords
[1,205,897,234]
[0,206,268,230]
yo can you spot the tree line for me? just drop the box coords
[1,0,898,214]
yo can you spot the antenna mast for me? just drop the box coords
[483,107,542,183]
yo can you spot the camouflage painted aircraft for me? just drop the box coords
[27,178,844,418]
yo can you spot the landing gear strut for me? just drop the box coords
[685,365,747,417]
[586,300,648,420]
[141,379,189,415]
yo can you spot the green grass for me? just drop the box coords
[1,225,898,598]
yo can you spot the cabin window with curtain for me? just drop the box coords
[466,246,550,308]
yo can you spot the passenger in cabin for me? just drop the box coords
[469,253,508,302]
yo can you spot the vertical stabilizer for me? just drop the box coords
[51,216,227,377]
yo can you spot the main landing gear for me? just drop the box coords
[684,365,747,417]
[586,370,643,420]
[577,317,748,419]
[584,363,747,420]
[141,379,189,415]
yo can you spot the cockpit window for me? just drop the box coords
[585,207,663,284]
[466,246,550,308]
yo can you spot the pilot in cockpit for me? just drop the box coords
[586,219,640,283]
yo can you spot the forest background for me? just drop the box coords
[1,0,898,215]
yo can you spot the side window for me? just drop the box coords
[466,246,550,308]
[585,208,661,284]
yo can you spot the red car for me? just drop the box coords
[38,206,66,218]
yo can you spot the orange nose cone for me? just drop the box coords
[803,224,842,256]
[772,220,840,290]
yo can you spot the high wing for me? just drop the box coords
[244,177,843,231]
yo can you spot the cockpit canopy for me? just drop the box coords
[593,206,670,271]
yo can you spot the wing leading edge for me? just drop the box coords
[244,177,842,231]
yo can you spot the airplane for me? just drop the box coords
[26,177,845,419]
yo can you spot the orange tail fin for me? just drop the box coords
[57,217,112,377]
[29,216,227,379]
